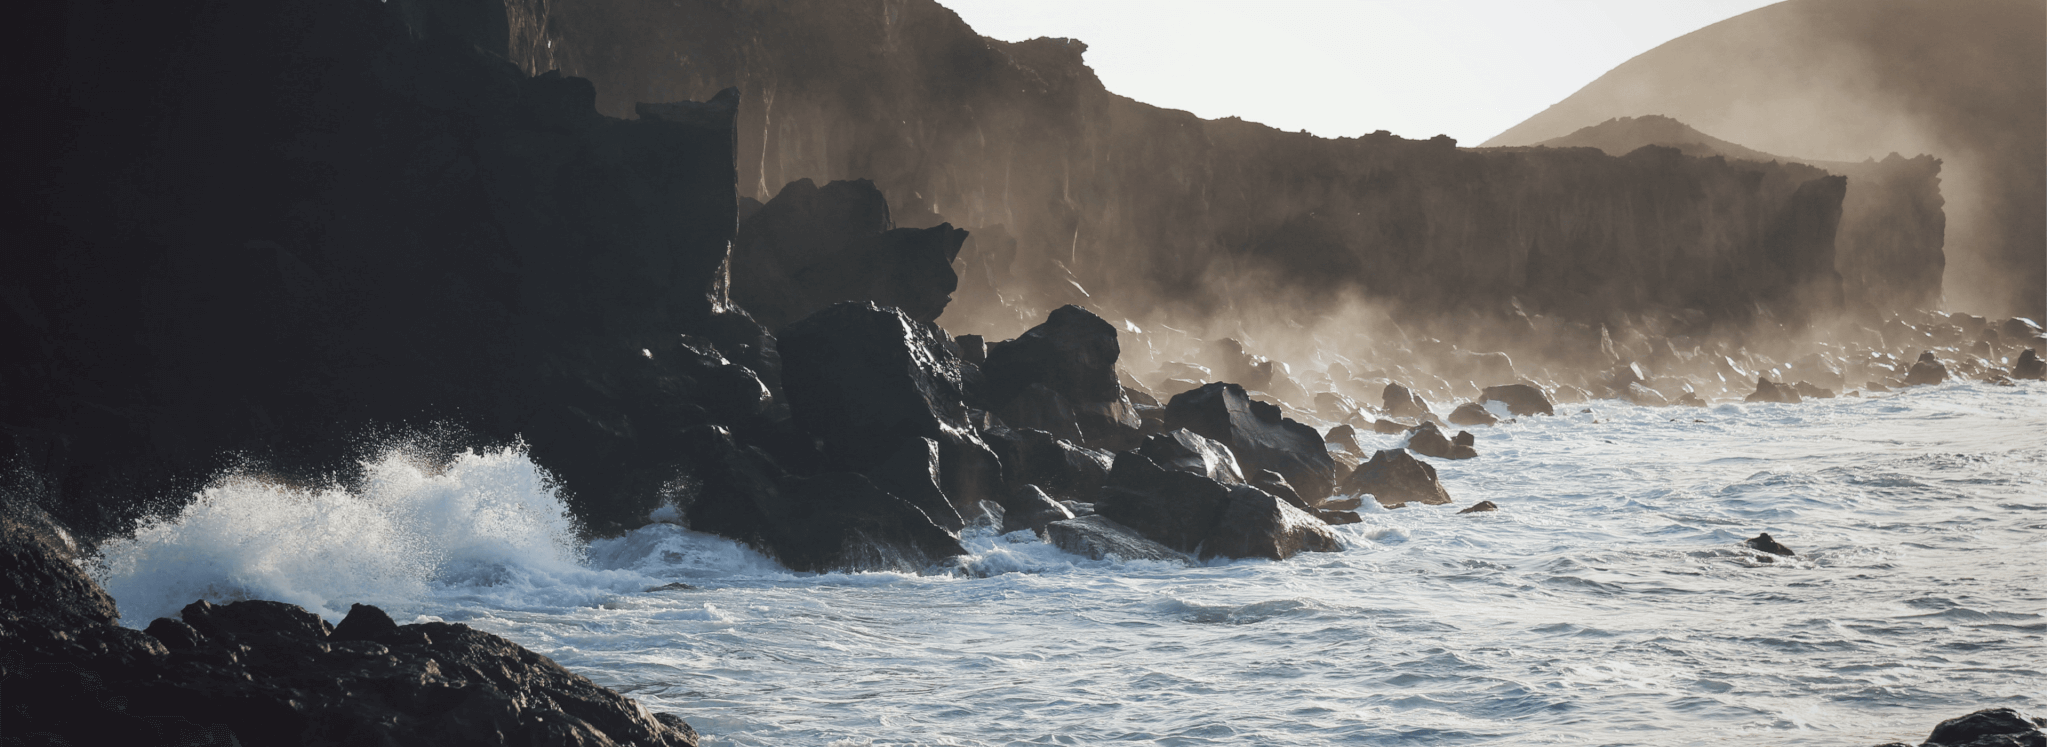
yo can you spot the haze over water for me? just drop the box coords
[94,382,2047,745]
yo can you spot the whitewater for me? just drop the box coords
[89,381,2045,746]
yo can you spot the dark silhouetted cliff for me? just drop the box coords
[506,0,1854,339]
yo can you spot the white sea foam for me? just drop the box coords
[91,382,2047,745]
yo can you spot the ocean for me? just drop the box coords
[89,381,2046,746]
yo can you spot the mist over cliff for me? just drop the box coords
[1485,0,2044,319]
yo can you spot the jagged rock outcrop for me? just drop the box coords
[1479,384,1556,417]
[0,510,699,745]
[778,302,1004,520]
[1044,515,1185,562]
[730,177,969,331]
[980,426,1113,507]
[1095,451,1335,560]
[675,426,966,572]
[1905,352,1950,386]
[1745,378,1804,404]
[1163,383,1338,502]
[982,305,1144,451]
[1338,449,1454,507]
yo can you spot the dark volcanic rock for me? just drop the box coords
[1383,383,1434,421]
[1372,418,1417,435]
[2013,349,2046,380]
[1479,384,1556,417]
[1458,501,1499,514]
[677,425,965,572]
[1339,449,1454,507]
[1746,532,1796,557]
[730,178,968,331]
[866,437,967,532]
[778,302,1003,518]
[1096,452,1237,554]
[1405,421,1477,460]
[1132,429,1246,486]
[1324,424,1368,459]
[983,305,1145,452]
[1164,383,1339,502]
[1922,708,2046,747]
[0,512,698,746]
[1044,515,1185,562]
[981,426,1114,506]
[1206,486,1343,561]
[1448,402,1499,427]
[1003,485,1077,535]
[1792,381,1836,399]
[1906,352,1951,386]
[1744,377,1804,404]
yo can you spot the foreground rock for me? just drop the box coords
[1164,383,1339,502]
[1097,451,1339,560]
[0,512,699,746]
[1045,515,1186,562]
[983,305,1146,451]
[1339,449,1454,507]
[1867,707,2045,747]
[678,426,966,572]
[1745,532,1796,557]
[778,302,1003,517]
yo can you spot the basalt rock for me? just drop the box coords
[1792,381,1836,399]
[2012,349,2045,380]
[1448,402,1499,427]
[866,437,966,532]
[1206,485,1343,561]
[1002,485,1077,535]
[1920,708,2047,747]
[1164,383,1339,502]
[1339,449,1454,507]
[778,302,1003,518]
[730,178,968,332]
[1905,352,1950,386]
[1323,424,1369,460]
[980,426,1113,506]
[983,305,1145,452]
[676,425,965,572]
[1405,421,1476,461]
[1625,382,1673,407]
[1,512,699,746]
[1095,451,1336,560]
[1044,515,1186,562]
[1744,377,1803,404]
[1458,500,1499,514]
[1746,532,1796,557]
[1372,418,1417,435]
[1383,383,1434,421]
[1479,384,1556,417]
[1132,428,1246,486]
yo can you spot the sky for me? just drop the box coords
[940,0,1783,145]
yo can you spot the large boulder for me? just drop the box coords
[1744,377,1804,404]
[1905,352,1950,386]
[866,437,966,531]
[1405,421,1477,460]
[730,177,968,332]
[0,512,700,746]
[1132,428,1245,486]
[1382,382,1433,420]
[677,426,966,572]
[1448,402,1499,426]
[1921,708,2046,747]
[2014,349,2047,380]
[778,302,1003,517]
[982,305,1145,451]
[1163,383,1339,502]
[1206,486,1343,561]
[1338,449,1454,507]
[1478,383,1555,416]
[1044,515,1186,562]
[980,426,1114,506]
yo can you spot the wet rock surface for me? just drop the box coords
[0,511,698,746]
[1745,532,1797,557]
[1044,515,1185,562]
[983,306,1145,452]
[1164,383,1339,503]
[731,178,968,332]
[1339,449,1454,507]
[1405,422,1477,461]
[1479,384,1556,417]
[1866,708,2047,747]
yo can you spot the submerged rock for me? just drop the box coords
[1164,383,1339,502]
[1044,515,1186,562]
[1745,532,1796,557]
[1339,449,1454,507]
[1458,500,1499,514]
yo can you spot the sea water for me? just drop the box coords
[90,381,2046,746]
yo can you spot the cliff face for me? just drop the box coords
[6,0,743,536]
[1483,0,2043,318]
[510,0,1851,339]
[1538,115,1946,313]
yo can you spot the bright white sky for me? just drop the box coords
[941,0,1781,144]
